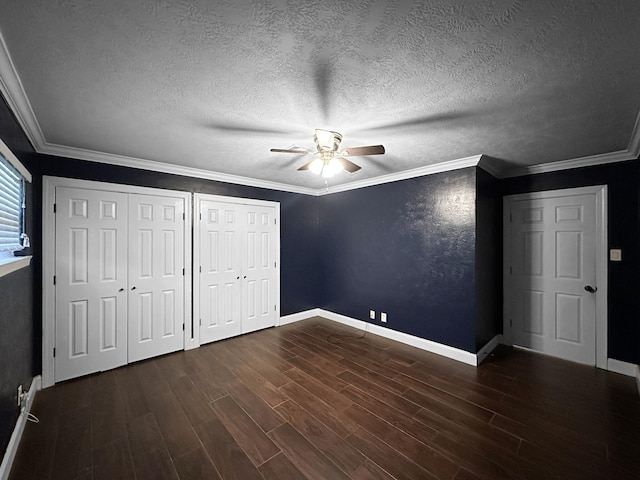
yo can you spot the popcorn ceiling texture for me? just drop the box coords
[0,0,639,187]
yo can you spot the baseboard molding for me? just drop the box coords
[476,334,503,365]
[636,366,640,397]
[278,309,322,326]
[607,358,639,377]
[0,375,41,480]
[281,309,500,367]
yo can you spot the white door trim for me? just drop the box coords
[42,176,192,388]
[192,193,280,349]
[503,185,608,369]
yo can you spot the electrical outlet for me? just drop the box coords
[369,310,375,320]
[381,312,387,323]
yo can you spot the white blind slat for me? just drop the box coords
[0,153,24,255]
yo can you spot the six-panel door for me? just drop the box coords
[55,187,128,382]
[128,194,186,362]
[509,193,597,365]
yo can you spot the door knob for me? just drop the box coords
[131,286,136,290]
[584,285,597,293]
[118,288,124,292]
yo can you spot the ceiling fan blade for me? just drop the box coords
[270,148,312,155]
[297,158,317,171]
[342,145,385,156]
[336,157,361,173]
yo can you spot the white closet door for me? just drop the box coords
[55,187,128,382]
[242,204,277,334]
[128,194,185,362]
[199,200,243,344]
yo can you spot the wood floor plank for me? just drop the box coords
[275,399,368,475]
[126,412,166,454]
[284,366,353,411]
[212,394,280,466]
[92,438,136,480]
[145,390,201,458]
[195,417,264,480]
[173,447,223,480]
[346,427,438,480]
[280,380,359,438]
[338,370,421,417]
[286,354,349,391]
[169,375,218,427]
[268,423,351,480]
[343,403,460,480]
[259,452,308,480]
[225,380,285,433]
[130,447,178,480]
[51,407,93,480]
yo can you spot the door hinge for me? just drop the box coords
[183,212,185,220]
[510,319,513,327]
[199,319,202,326]
[53,347,56,358]
[274,305,277,311]
[182,268,185,276]
[53,203,56,213]
[182,323,185,331]
[274,261,277,268]
[274,218,277,225]
[199,266,202,273]
[53,275,56,285]
[199,213,202,220]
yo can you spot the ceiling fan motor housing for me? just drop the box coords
[314,129,342,152]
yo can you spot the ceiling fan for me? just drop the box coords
[270,129,385,178]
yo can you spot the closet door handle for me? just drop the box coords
[237,276,240,280]
[118,288,124,292]
[131,286,136,290]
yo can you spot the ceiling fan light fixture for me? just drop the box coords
[309,158,324,175]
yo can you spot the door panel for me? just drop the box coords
[199,200,242,344]
[128,194,185,362]
[242,205,276,334]
[509,193,597,365]
[55,187,128,382]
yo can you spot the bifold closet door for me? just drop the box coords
[128,194,186,362]
[242,204,278,334]
[55,187,128,382]
[199,200,243,344]
[198,198,278,344]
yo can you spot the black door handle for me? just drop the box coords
[131,286,136,290]
[118,288,124,292]
[584,285,597,293]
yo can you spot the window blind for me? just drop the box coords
[0,155,23,253]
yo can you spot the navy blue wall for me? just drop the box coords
[475,167,502,350]
[501,159,640,364]
[317,168,478,352]
[0,94,36,455]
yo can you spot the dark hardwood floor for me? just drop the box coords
[9,317,640,480]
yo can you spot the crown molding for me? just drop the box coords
[38,143,319,196]
[0,31,45,150]
[322,155,484,195]
[500,149,637,178]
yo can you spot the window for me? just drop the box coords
[0,155,26,255]
[0,137,31,276]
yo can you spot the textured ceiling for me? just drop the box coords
[0,0,639,191]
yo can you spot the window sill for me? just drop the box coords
[0,255,32,278]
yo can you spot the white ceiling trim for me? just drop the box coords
[323,155,484,195]
[38,142,319,196]
[0,31,46,150]
[1,30,639,196]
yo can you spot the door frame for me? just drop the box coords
[503,185,608,369]
[42,176,192,388]
[193,193,280,348]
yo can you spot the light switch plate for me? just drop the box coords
[610,249,622,261]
